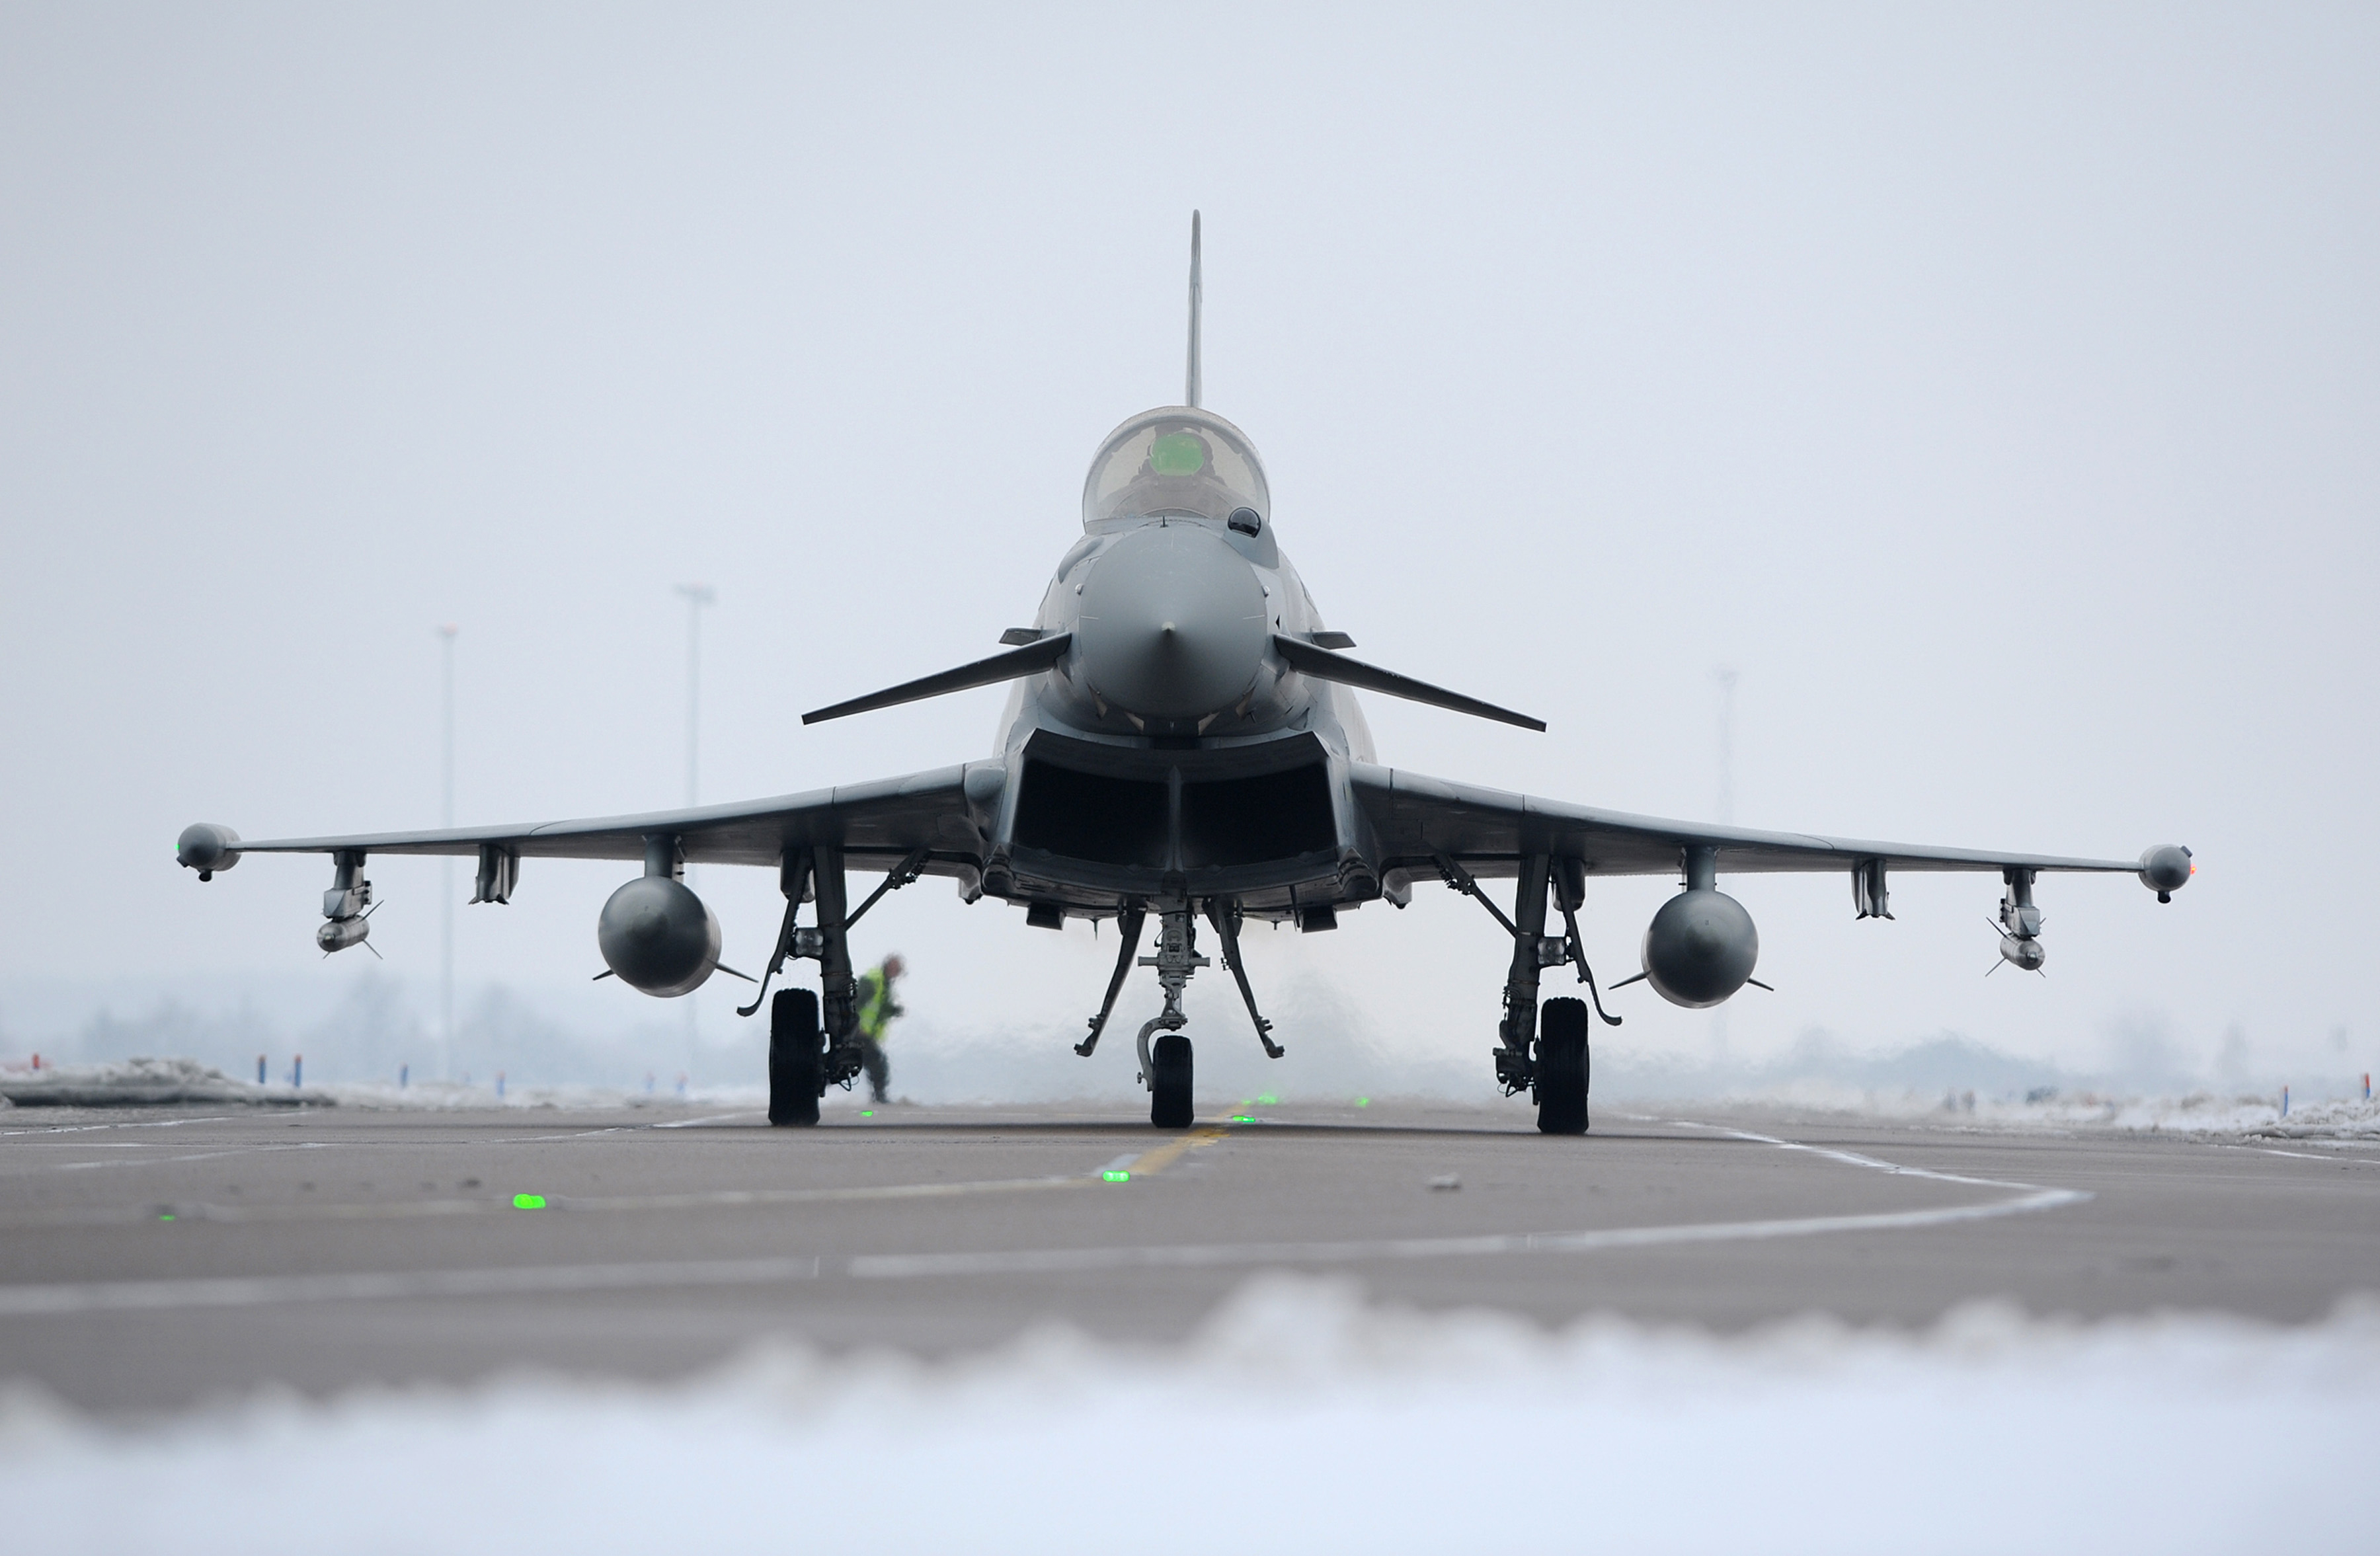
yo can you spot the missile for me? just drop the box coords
[317,917,370,954]
[1999,933,2045,972]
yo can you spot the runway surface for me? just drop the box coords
[3,1093,2375,1413]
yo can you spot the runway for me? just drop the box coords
[3,1094,2375,1413]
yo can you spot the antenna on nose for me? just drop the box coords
[1185,210,1203,408]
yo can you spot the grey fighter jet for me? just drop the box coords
[177,215,2194,1132]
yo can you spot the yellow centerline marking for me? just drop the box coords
[0,1126,1241,1229]
[1123,1126,1228,1178]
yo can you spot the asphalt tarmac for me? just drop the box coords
[3,1093,2375,1413]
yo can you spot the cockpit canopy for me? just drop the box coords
[1082,407,1271,531]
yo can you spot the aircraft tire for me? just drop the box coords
[769,988,822,1126]
[1535,997,1589,1135]
[1150,1032,1194,1128]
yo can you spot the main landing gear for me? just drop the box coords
[743,843,929,1127]
[769,988,822,1126]
[1534,997,1590,1135]
[1076,898,1283,1128]
[1440,852,1619,1136]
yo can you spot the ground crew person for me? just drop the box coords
[853,953,905,1104]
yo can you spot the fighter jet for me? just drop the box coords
[177,214,2194,1132]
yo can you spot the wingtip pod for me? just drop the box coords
[177,823,242,880]
[2139,844,2193,901]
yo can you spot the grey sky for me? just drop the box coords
[3,5,2373,1086]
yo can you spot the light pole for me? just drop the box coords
[676,585,715,808]
[1714,666,1738,826]
[1712,665,1737,1060]
[439,623,458,1081]
[674,585,715,1070]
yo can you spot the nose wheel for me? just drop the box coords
[1149,1032,1195,1128]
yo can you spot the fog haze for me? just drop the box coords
[3,5,2373,1097]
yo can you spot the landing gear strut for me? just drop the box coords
[1134,908,1207,1128]
[1439,853,1614,1134]
[1074,897,1281,1127]
[1076,907,1147,1058]
[743,844,865,1126]
[1208,901,1283,1058]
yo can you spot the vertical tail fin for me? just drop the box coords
[1185,210,1203,408]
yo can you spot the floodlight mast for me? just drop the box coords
[676,584,716,808]
[675,584,715,1068]
[438,623,457,1081]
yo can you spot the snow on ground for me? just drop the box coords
[317,1078,768,1112]
[3,1276,2374,1555]
[319,1077,2380,1139]
[11,1050,2379,1144]
[1672,1085,2380,1141]
[0,1056,331,1109]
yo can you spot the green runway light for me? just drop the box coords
[1230,1115,1255,1124]
[512,1193,546,1209]
[1354,1097,1370,1109]
[1102,1170,1130,1183]
[157,1212,175,1222]
[1256,1093,1279,1107]
[861,1109,875,1116]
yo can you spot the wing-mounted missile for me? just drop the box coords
[1993,867,2047,973]
[316,851,377,956]
[317,916,372,954]
[176,823,243,882]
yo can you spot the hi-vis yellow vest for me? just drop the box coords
[857,967,893,1042]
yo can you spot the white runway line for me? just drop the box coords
[2223,1142,2380,1167]
[46,1141,337,1173]
[844,1188,2084,1278]
[0,1116,235,1138]
[0,1257,826,1316]
[0,1124,2087,1314]
[0,1143,1147,1232]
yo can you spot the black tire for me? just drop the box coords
[769,988,822,1126]
[1535,996,1590,1135]
[1150,1032,1194,1128]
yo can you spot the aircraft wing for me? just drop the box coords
[194,763,994,876]
[1347,762,2160,882]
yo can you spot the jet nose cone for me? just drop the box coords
[1078,524,1269,722]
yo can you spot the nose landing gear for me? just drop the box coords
[1074,898,1285,1128]
[1148,1032,1195,1128]
[1133,909,1207,1128]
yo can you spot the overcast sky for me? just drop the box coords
[3,4,2373,1090]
